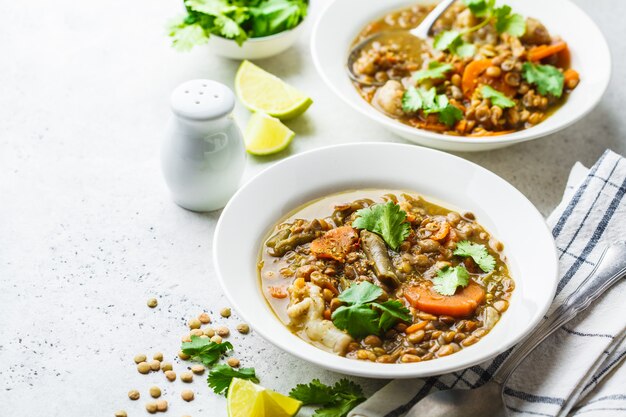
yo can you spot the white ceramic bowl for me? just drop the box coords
[207,21,305,60]
[214,143,558,378]
[311,0,611,152]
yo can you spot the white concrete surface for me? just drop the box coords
[0,0,624,416]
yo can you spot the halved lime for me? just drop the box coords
[227,378,302,417]
[235,60,313,120]
[244,112,295,155]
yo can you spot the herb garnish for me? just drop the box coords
[169,0,308,50]
[352,201,411,250]
[479,85,515,108]
[522,62,565,97]
[413,61,454,83]
[453,240,496,272]
[433,265,470,296]
[181,336,233,367]
[401,87,464,127]
[331,282,411,338]
[207,364,259,395]
[289,379,366,417]
[435,0,525,57]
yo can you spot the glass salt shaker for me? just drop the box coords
[161,79,246,212]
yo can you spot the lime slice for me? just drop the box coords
[244,112,295,155]
[235,60,313,120]
[227,378,302,417]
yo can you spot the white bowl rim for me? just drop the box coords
[310,0,612,146]
[213,142,559,378]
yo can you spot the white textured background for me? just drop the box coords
[0,0,624,416]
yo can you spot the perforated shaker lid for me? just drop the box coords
[170,79,235,121]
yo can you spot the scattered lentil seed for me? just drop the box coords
[198,313,211,324]
[227,357,240,368]
[150,360,161,371]
[165,370,177,381]
[190,329,203,337]
[181,335,192,343]
[236,324,249,334]
[210,335,222,344]
[161,362,173,372]
[115,410,127,417]
[149,386,161,398]
[191,364,205,374]
[156,399,168,412]
[203,327,215,337]
[147,298,158,308]
[153,352,163,361]
[216,326,230,337]
[181,390,195,402]
[220,307,231,318]
[145,402,157,414]
[137,362,151,374]
[181,372,193,383]
[134,354,147,364]
[178,351,190,360]
[188,318,202,329]
[128,390,140,400]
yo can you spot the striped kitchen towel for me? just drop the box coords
[349,149,626,417]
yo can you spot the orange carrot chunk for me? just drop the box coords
[564,68,580,86]
[528,41,568,62]
[462,59,493,96]
[404,281,486,318]
[268,286,288,299]
[310,226,359,262]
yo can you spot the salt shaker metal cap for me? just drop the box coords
[161,79,246,212]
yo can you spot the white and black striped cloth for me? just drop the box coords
[350,150,626,417]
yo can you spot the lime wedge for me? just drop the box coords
[235,60,312,120]
[244,112,295,155]
[227,378,302,417]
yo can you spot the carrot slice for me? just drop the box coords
[528,41,568,62]
[404,281,486,317]
[462,59,493,96]
[564,68,580,86]
[405,321,429,334]
[430,221,450,241]
[268,286,288,299]
[310,226,359,262]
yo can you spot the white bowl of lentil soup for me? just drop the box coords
[311,0,610,151]
[213,143,558,378]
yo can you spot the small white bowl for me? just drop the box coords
[206,22,306,60]
[311,0,611,152]
[213,143,558,378]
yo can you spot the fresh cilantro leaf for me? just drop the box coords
[402,87,423,113]
[453,42,477,58]
[453,240,496,272]
[434,30,476,58]
[437,103,464,126]
[464,0,495,18]
[433,265,470,296]
[207,364,259,395]
[413,61,453,83]
[289,379,336,405]
[181,336,233,367]
[480,85,515,108]
[522,62,564,97]
[493,5,525,36]
[250,0,308,37]
[337,281,383,305]
[331,304,381,338]
[402,87,463,127]
[289,379,366,417]
[168,20,209,52]
[373,300,412,331]
[352,201,411,250]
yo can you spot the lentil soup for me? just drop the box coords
[351,1,580,137]
[259,190,514,364]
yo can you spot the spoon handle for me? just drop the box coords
[410,0,456,38]
[492,241,626,385]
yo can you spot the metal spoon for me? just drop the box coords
[404,241,626,417]
[347,0,456,86]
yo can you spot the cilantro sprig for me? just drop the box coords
[401,87,463,127]
[331,282,411,338]
[207,364,259,395]
[522,62,565,97]
[434,0,525,57]
[480,85,515,108]
[453,240,496,272]
[352,201,411,250]
[412,61,454,83]
[181,336,233,367]
[289,379,366,417]
[433,265,470,296]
